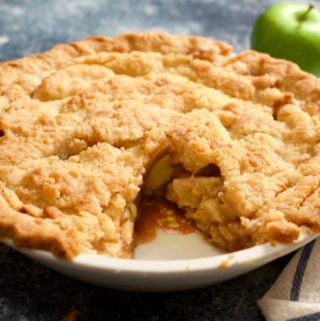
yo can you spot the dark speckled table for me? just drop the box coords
[0,0,318,320]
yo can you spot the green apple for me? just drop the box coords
[251,2,320,76]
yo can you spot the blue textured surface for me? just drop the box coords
[0,0,301,61]
[0,245,289,321]
[0,0,318,320]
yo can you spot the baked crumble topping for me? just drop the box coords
[0,32,319,258]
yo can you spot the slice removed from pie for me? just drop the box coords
[0,32,319,259]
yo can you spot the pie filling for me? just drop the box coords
[137,149,250,254]
[0,33,319,259]
[139,153,220,238]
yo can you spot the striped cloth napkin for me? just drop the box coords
[259,239,320,321]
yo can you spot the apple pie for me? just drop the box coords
[0,32,319,259]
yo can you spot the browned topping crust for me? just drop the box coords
[0,32,319,258]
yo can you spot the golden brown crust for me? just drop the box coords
[0,32,230,92]
[0,32,231,258]
[0,32,319,258]
[0,191,79,258]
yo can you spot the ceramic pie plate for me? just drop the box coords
[6,229,318,292]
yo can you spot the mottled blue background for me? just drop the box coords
[0,0,319,320]
[1,0,316,61]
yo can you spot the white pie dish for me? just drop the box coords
[7,229,318,292]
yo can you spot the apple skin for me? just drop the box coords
[251,2,320,76]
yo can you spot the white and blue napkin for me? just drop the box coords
[259,239,320,321]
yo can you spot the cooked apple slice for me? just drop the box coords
[144,155,173,193]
